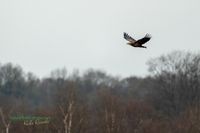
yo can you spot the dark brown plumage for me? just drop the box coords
[124,32,151,48]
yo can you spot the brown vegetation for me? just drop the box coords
[0,51,200,133]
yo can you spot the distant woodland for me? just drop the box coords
[0,51,200,133]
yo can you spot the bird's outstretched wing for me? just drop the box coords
[124,32,136,43]
[136,34,151,45]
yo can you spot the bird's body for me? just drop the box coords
[124,32,151,48]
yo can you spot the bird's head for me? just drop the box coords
[127,42,132,45]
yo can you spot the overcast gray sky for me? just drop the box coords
[0,0,200,78]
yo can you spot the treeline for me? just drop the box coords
[0,51,200,133]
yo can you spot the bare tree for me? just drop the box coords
[54,81,88,133]
[0,107,13,133]
[50,67,68,80]
[147,51,200,116]
[59,96,74,133]
[97,89,125,133]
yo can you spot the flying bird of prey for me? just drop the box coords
[124,32,151,48]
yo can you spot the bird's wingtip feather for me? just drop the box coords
[145,33,152,38]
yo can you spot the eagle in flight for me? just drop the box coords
[124,32,151,48]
